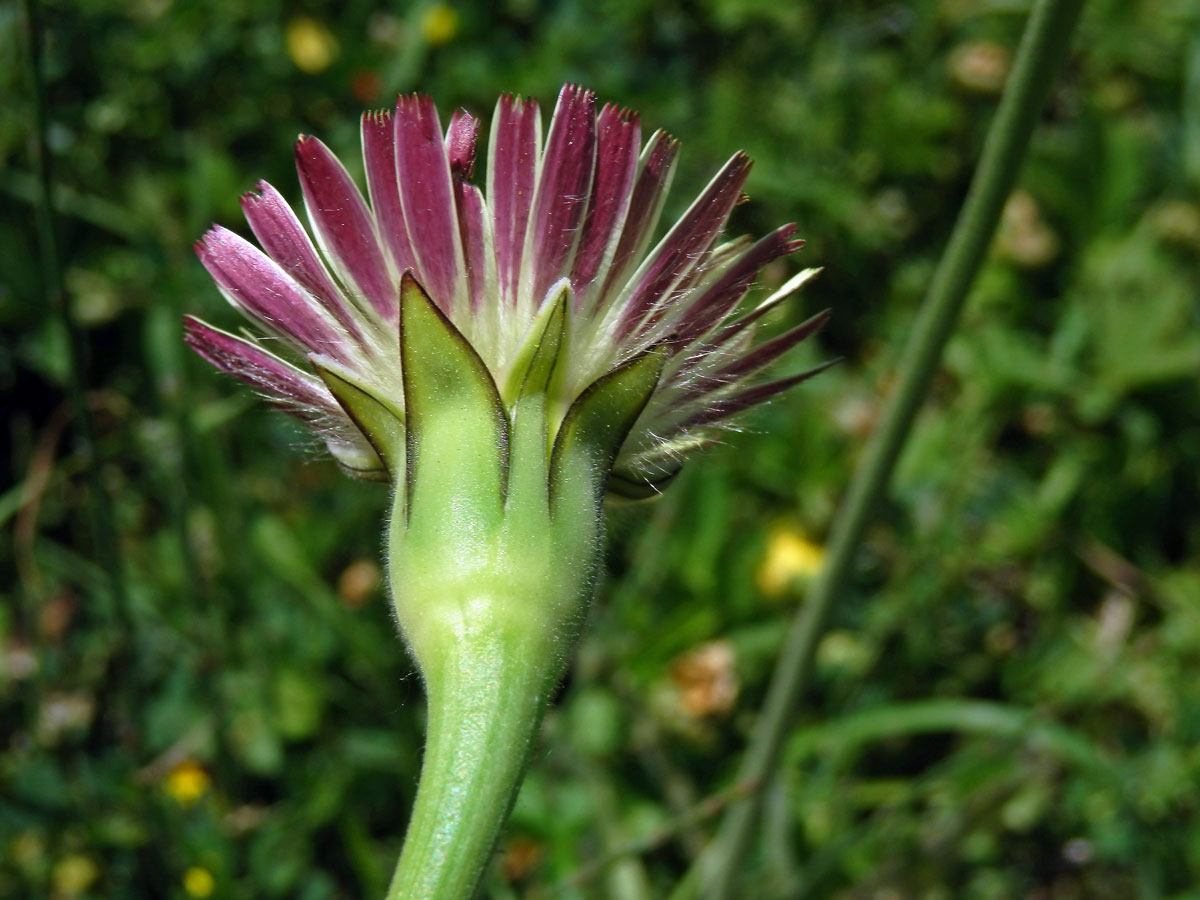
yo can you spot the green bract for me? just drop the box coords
[380,276,662,899]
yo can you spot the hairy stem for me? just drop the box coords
[374,273,662,900]
[385,605,563,900]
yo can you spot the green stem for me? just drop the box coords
[385,609,561,900]
[383,460,595,900]
[678,1,1088,896]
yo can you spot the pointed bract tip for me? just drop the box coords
[399,270,424,294]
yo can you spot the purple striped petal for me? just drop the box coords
[394,93,464,313]
[446,109,480,180]
[617,152,752,338]
[631,236,753,341]
[295,135,396,320]
[455,182,496,311]
[195,226,348,360]
[705,308,831,385]
[240,181,364,343]
[361,109,418,281]
[488,94,542,306]
[679,358,841,429]
[528,84,597,308]
[598,130,679,303]
[668,225,803,347]
[702,266,823,351]
[184,316,339,421]
[571,103,641,301]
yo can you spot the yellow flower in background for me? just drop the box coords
[286,16,339,74]
[757,522,826,597]
[52,855,99,896]
[164,760,211,807]
[183,866,215,898]
[420,4,460,45]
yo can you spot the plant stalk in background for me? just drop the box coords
[187,86,832,899]
[677,0,1089,897]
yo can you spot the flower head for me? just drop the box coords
[187,85,830,495]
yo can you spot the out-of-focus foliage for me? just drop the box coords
[3,0,1200,898]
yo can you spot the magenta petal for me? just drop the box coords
[529,84,597,307]
[394,94,465,313]
[446,109,480,180]
[703,267,821,355]
[708,308,832,383]
[617,152,752,338]
[488,94,542,306]
[240,181,364,344]
[184,316,339,420]
[195,226,347,360]
[598,130,680,302]
[571,103,640,300]
[295,135,396,320]
[680,358,841,429]
[362,109,418,281]
[669,225,804,347]
[455,181,496,311]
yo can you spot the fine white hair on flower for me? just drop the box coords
[186,84,833,492]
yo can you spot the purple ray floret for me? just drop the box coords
[362,110,418,285]
[188,84,830,484]
[572,104,640,300]
[529,85,597,310]
[488,94,541,308]
[183,316,338,419]
[395,94,465,314]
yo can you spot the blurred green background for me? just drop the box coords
[4,0,1200,897]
